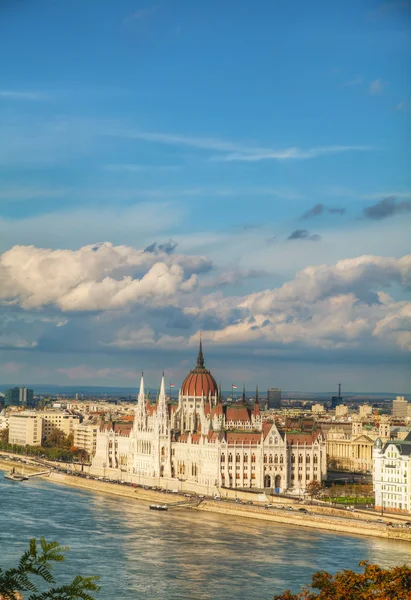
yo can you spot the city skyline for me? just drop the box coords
[0,0,410,391]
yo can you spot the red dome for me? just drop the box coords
[181,342,218,398]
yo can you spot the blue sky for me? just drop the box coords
[0,0,410,392]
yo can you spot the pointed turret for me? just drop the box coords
[156,373,168,426]
[242,384,246,404]
[134,372,146,430]
[137,373,145,406]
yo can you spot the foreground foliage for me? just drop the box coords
[0,538,100,600]
[273,561,411,600]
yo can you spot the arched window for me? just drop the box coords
[264,454,267,464]
[251,453,256,463]
[161,446,166,457]
[236,453,241,463]
[280,455,284,464]
[221,454,225,463]
[269,455,273,463]
[298,454,303,464]
[244,454,248,463]
[306,455,310,464]
[274,454,278,464]
[291,455,295,463]
[313,455,318,464]
[228,453,233,463]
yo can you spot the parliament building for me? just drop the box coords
[92,343,327,494]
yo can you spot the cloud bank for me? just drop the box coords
[1,242,409,361]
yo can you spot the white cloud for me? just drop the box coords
[0,90,47,101]
[114,129,372,163]
[0,242,210,312]
[370,79,385,95]
[106,253,411,355]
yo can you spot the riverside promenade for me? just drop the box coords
[1,455,410,543]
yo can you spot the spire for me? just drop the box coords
[137,373,145,406]
[242,384,246,404]
[135,372,146,430]
[157,373,167,414]
[197,334,204,368]
[255,385,259,403]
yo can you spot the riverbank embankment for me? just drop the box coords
[2,457,411,542]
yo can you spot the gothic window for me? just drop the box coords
[221,454,225,463]
[274,454,278,464]
[161,446,166,457]
[269,455,273,463]
[291,455,295,463]
[280,455,284,464]
[228,453,233,463]
[306,455,310,464]
[244,454,248,463]
[313,455,318,464]
[264,454,267,464]
[236,453,241,462]
[251,454,256,463]
[298,454,303,464]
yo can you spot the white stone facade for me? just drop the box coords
[373,433,411,514]
[92,358,327,494]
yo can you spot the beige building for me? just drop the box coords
[311,403,325,414]
[335,404,348,417]
[392,396,409,419]
[9,412,44,446]
[326,415,391,473]
[37,410,80,438]
[359,404,373,418]
[73,420,99,457]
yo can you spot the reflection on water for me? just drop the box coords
[0,476,410,600]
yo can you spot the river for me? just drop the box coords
[0,476,410,600]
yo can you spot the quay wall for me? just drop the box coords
[197,502,411,542]
[2,456,411,542]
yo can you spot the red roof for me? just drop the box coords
[226,432,262,444]
[225,406,251,423]
[287,431,321,445]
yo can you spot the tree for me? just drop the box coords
[42,429,71,449]
[273,561,411,600]
[306,479,322,503]
[0,537,100,600]
[0,429,9,443]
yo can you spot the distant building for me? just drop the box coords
[373,432,411,514]
[267,388,281,410]
[4,387,34,408]
[335,404,348,417]
[392,396,409,419]
[359,404,373,418]
[311,403,325,414]
[9,412,43,446]
[326,415,390,473]
[330,383,343,410]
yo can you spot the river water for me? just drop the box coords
[0,476,410,600]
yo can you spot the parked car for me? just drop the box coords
[298,508,309,514]
[286,506,294,511]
